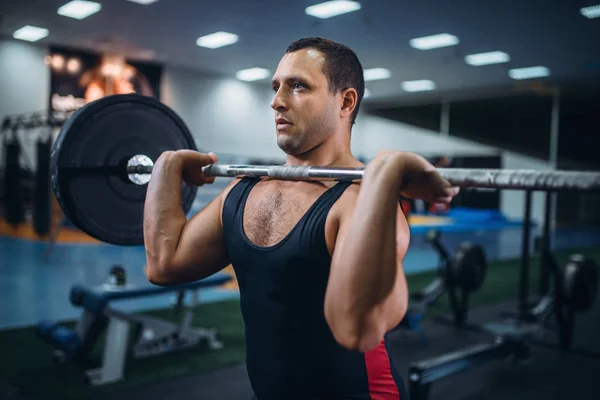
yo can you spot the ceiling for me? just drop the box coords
[1,0,600,107]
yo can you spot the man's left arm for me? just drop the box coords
[324,157,411,352]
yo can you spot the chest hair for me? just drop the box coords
[243,181,328,247]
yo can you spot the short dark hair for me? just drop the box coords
[286,37,364,125]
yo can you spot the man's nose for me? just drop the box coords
[271,90,288,111]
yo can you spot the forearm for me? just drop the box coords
[329,179,400,313]
[143,151,188,274]
[326,167,406,348]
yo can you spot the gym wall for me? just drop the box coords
[352,114,497,158]
[159,65,282,159]
[0,41,49,123]
[0,40,50,171]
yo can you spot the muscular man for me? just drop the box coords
[144,37,458,399]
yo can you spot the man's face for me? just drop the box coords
[270,49,339,156]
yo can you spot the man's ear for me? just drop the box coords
[340,88,358,119]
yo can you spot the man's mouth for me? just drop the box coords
[276,118,292,130]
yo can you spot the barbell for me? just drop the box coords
[50,94,600,246]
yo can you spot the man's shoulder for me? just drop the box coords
[329,182,360,220]
[219,177,245,199]
[332,181,408,229]
[216,177,245,213]
[339,181,361,201]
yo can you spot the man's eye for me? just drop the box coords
[272,86,279,92]
[292,82,303,89]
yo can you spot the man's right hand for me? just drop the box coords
[180,150,219,187]
[157,150,218,187]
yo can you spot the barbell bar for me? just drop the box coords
[125,160,600,192]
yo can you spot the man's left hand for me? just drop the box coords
[366,151,460,204]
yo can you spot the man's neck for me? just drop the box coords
[284,133,359,168]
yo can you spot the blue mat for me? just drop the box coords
[409,207,534,234]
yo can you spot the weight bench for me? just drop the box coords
[37,271,232,386]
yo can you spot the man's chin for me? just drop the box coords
[277,136,303,156]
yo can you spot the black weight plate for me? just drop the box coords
[564,254,598,312]
[453,242,488,293]
[51,94,198,245]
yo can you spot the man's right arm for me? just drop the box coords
[143,150,232,286]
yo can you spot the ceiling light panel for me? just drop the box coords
[465,51,510,66]
[13,25,49,42]
[508,66,550,80]
[409,33,459,50]
[364,68,391,81]
[580,5,600,18]
[305,1,361,19]
[402,80,436,92]
[236,68,270,82]
[57,1,102,20]
[196,32,239,49]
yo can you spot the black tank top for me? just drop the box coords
[222,177,407,400]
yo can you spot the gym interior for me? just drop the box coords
[1,1,600,399]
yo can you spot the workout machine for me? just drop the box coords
[407,190,599,400]
[395,229,487,340]
[37,266,232,386]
